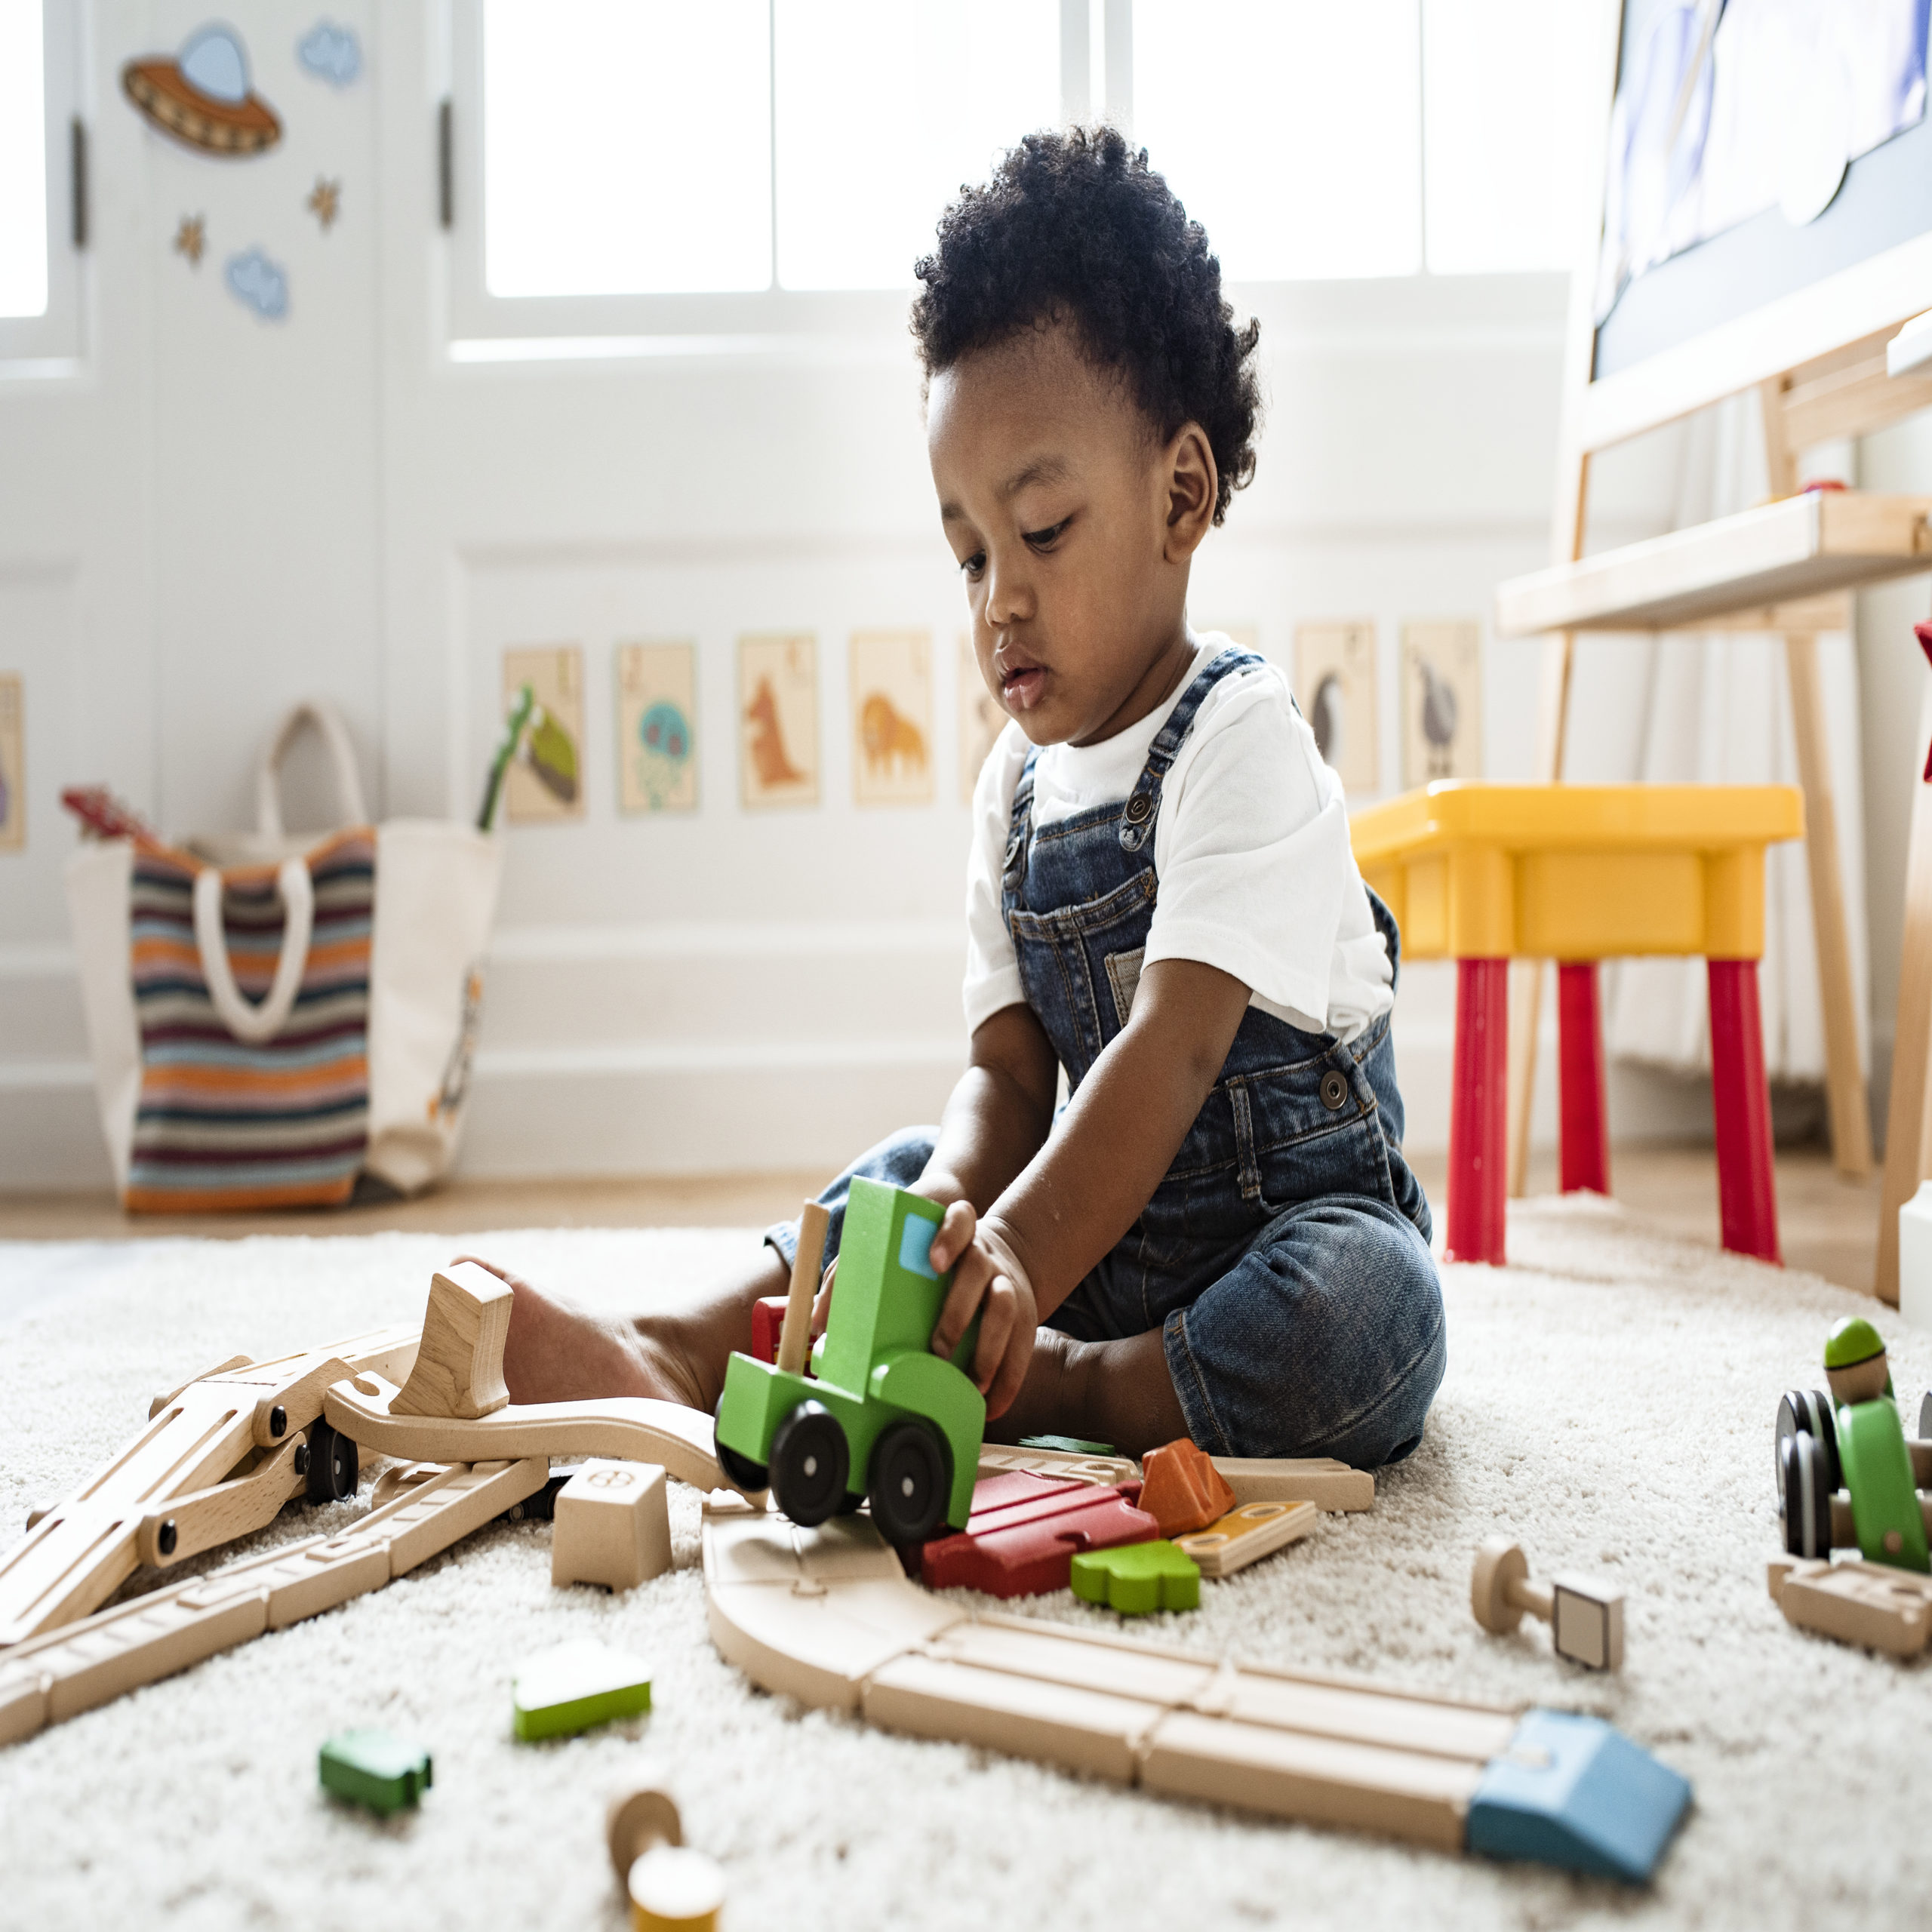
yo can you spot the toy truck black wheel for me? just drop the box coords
[769,1400,850,1527]
[1780,1431,1834,1559]
[1774,1388,1838,1499]
[867,1420,949,1546]
[712,1395,769,1493]
[304,1418,358,1503]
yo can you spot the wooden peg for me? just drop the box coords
[777,1202,830,1378]
[1471,1537,1624,1670]
[606,1774,724,1932]
[389,1263,513,1421]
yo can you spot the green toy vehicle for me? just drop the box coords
[1777,1316,1930,1573]
[713,1179,986,1545]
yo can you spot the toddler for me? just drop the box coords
[489,128,1444,1465]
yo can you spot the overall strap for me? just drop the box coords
[1001,744,1041,889]
[1118,647,1265,854]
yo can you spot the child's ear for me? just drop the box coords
[1162,423,1217,563]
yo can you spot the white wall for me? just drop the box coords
[8,2,1912,1193]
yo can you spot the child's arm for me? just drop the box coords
[916,1003,1060,1215]
[928,958,1251,1414]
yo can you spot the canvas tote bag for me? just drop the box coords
[66,701,502,1211]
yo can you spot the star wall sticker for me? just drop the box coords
[173,214,206,266]
[306,176,340,232]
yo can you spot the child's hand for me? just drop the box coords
[927,1201,1036,1420]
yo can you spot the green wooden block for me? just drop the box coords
[1069,1540,1200,1614]
[512,1638,653,1741]
[1018,1434,1117,1457]
[318,1728,432,1814]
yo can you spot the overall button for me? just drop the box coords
[1124,794,1152,823]
[1319,1069,1349,1111]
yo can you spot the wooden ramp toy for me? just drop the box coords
[320,1266,731,1497]
[0,1324,420,1649]
[700,1498,1690,1881]
[0,1457,547,1748]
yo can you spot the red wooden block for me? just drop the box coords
[920,1470,1158,1598]
[750,1296,789,1366]
[1137,1438,1236,1537]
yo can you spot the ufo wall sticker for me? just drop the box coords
[123,23,281,157]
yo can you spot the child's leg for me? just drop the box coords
[491,1125,940,1412]
[995,1194,1444,1466]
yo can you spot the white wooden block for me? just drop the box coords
[553,1460,672,1592]
[1899,1179,1932,1333]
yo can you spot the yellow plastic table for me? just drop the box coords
[1349,783,1803,1267]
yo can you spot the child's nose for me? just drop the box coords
[983,554,1032,626]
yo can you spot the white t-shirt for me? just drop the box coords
[963,635,1394,1042]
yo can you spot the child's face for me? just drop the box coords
[928,318,1212,748]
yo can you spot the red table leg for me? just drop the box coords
[1557,961,1611,1195]
[1446,957,1509,1264]
[1707,957,1781,1264]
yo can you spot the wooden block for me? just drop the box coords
[1175,1500,1318,1578]
[512,1638,652,1740]
[1211,1457,1374,1514]
[749,1297,787,1366]
[1069,1540,1201,1615]
[319,1728,433,1814]
[1137,1440,1237,1536]
[389,1263,513,1421]
[324,1374,727,1497]
[552,1460,672,1592]
[920,1473,1160,1598]
[977,1444,1139,1487]
[628,1847,725,1932]
[1770,1555,1932,1656]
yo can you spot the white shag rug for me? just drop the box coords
[1,1199,1927,1932]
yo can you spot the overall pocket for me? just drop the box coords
[1229,1050,1388,1215]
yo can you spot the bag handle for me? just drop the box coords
[193,858,315,1044]
[256,700,368,839]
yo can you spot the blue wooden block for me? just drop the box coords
[1466,1709,1691,1884]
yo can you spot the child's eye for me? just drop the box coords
[1024,518,1070,551]
[961,551,986,580]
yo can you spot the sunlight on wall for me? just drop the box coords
[0,0,48,318]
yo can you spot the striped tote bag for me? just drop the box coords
[66,701,501,1212]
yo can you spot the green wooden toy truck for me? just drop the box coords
[713,1179,985,1544]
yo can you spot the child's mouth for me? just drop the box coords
[1001,664,1047,709]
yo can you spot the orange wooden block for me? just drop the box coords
[1137,1440,1236,1537]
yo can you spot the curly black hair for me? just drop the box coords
[912,125,1261,524]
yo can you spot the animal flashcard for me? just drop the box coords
[1401,620,1482,786]
[616,642,698,814]
[738,634,819,810]
[502,645,586,824]
[851,631,934,808]
[0,675,22,851]
[1295,620,1380,793]
[957,634,1006,804]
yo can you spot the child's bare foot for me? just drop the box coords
[986,1324,1190,1457]
[454,1257,709,1412]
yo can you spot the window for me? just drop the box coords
[0,0,81,367]
[452,0,1594,351]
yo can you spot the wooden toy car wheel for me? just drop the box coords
[304,1418,358,1504]
[867,1420,949,1546]
[769,1401,850,1527]
[712,1395,769,1494]
[1780,1431,1834,1559]
[1774,1388,1838,1499]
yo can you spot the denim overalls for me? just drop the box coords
[771,649,1446,1467]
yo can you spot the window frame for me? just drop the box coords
[442,0,1579,361]
[0,0,85,372]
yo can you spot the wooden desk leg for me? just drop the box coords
[1447,958,1509,1265]
[1875,722,1932,1304]
[1707,958,1781,1265]
[1556,961,1610,1195]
